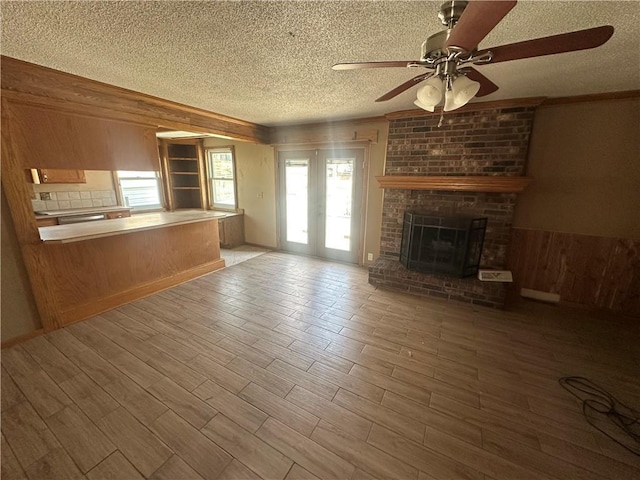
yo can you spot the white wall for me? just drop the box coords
[203,138,277,247]
[362,121,389,265]
[515,97,640,239]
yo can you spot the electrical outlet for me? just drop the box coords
[367,253,373,261]
[40,192,52,201]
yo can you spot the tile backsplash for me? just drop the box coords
[31,190,117,212]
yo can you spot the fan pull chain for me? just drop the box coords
[438,111,444,128]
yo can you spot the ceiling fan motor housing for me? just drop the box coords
[438,0,468,27]
[422,1,470,61]
[421,30,449,61]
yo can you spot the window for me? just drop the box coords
[207,147,237,209]
[116,171,163,211]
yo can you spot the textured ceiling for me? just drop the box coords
[2,1,639,127]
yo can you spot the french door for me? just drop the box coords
[278,148,364,264]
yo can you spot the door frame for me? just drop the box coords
[275,142,370,265]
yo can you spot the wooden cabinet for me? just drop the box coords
[7,102,160,171]
[31,168,86,184]
[218,214,244,248]
[160,139,207,210]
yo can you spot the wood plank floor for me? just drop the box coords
[2,252,639,480]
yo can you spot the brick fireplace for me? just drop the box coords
[369,102,539,308]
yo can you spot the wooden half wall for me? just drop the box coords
[42,221,224,329]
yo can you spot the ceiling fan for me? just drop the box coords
[332,0,614,112]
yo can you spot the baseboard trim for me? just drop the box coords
[521,288,561,304]
[242,242,275,250]
[1,328,44,349]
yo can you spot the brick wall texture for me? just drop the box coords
[370,105,537,307]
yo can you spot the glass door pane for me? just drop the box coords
[285,158,309,244]
[324,157,354,251]
[279,151,316,256]
[316,149,363,264]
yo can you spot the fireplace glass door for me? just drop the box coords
[278,148,364,264]
[400,212,487,277]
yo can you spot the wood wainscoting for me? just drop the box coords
[507,228,639,316]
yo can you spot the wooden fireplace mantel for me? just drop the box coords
[375,175,532,193]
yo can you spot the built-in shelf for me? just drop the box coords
[164,141,205,209]
[375,175,532,193]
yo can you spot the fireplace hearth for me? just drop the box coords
[400,212,487,278]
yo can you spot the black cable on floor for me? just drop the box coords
[559,376,640,456]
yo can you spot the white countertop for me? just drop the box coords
[38,210,227,243]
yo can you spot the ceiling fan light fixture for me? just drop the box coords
[444,74,480,111]
[443,88,456,112]
[416,76,444,108]
[335,2,616,111]
[414,99,436,112]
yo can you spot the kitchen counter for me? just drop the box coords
[210,210,242,218]
[39,210,227,243]
[32,209,224,327]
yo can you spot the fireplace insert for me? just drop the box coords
[400,212,487,278]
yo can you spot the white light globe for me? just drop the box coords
[444,75,480,111]
[416,76,444,108]
[414,99,435,112]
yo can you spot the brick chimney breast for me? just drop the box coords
[370,105,537,308]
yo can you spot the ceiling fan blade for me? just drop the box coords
[444,1,517,52]
[477,25,614,63]
[332,61,425,70]
[464,67,499,97]
[375,72,434,102]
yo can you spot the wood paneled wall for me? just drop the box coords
[507,228,640,316]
